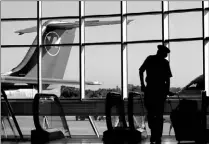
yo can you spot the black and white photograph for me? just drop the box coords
[1,1,209,144]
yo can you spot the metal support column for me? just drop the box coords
[162,1,170,60]
[37,1,42,93]
[79,1,85,100]
[79,1,100,138]
[88,116,100,138]
[121,1,128,99]
[202,2,209,143]
[203,1,209,96]
[37,1,50,130]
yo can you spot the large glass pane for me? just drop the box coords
[1,21,37,45]
[85,17,121,43]
[42,1,79,17]
[127,15,162,41]
[169,1,202,10]
[170,41,203,91]
[85,45,121,98]
[169,12,202,39]
[127,1,161,13]
[1,1,36,18]
[85,1,120,15]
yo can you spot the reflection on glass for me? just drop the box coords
[1,1,37,18]
[169,1,202,10]
[169,41,203,89]
[127,15,162,41]
[169,12,202,39]
[127,1,161,13]
[85,45,121,98]
[85,17,121,43]
[42,1,79,17]
[85,1,120,15]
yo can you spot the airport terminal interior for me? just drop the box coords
[1,1,209,144]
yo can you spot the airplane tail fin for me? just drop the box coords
[11,21,76,83]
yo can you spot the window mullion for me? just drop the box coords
[203,1,209,96]
[121,1,128,99]
[80,1,85,100]
[37,1,42,93]
[162,1,170,61]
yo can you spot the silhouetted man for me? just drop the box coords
[139,45,172,144]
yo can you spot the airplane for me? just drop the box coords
[1,19,132,98]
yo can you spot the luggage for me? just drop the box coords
[169,97,202,143]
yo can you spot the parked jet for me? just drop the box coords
[1,20,132,98]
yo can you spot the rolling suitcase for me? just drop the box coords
[169,95,202,143]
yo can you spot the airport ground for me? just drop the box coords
[2,116,208,144]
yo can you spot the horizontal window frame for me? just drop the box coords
[165,8,202,14]
[1,18,37,21]
[83,14,121,19]
[1,43,80,48]
[125,11,162,17]
[2,37,208,48]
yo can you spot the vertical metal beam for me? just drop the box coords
[37,1,42,93]
[203,1,209,96]
[121,1,128,99]
[88,116,100,138]
[162,1,170,60]
[80,1,85,100]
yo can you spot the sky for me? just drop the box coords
[1,1,205,90]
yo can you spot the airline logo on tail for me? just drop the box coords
[44,31,61,56]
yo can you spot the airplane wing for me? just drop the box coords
[1,76,101,86]
[15,20,133,35]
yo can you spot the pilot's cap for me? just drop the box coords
[157,45,170,53]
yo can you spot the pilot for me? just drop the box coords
[139,45,172,144]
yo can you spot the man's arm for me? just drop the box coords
[139,70,145,87]
[139,57,148,92]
